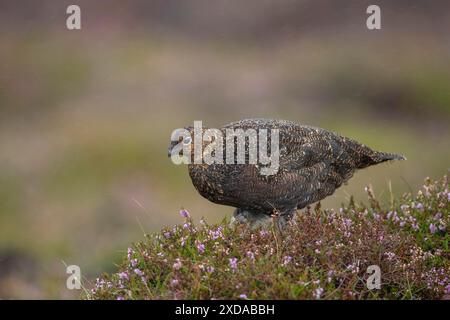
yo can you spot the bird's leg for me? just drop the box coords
[271,207,297,230]
[230,208,272,229]
[281,207,297,220]
[231,207,296,230]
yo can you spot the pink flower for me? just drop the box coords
[197,243,205,254]
[180,209,190,218]
[173,258,182,270]
[415,203,424,211]
[127,247,133,260]
[134,268,144,277]
[282,255,292,266]
[246,251,255,260]
[314,287,324,299]
[209,227,224,240]
[118,272,129,281]
[429,223,437,234]
[239,294,248,299]
[229,257,238,270]
[444,284,450,295]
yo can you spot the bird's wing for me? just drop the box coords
[273,128,358,207]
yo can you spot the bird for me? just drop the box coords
[168,118,405,227]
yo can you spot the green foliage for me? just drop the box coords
[86,174,449,300]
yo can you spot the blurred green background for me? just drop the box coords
[0,0,449,298]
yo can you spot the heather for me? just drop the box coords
[85,174,449,300]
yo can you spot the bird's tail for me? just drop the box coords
[337,136,406,169]
[374,151,406,162]
[359,151,406,169]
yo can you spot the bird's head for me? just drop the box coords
[167,126,195,159]
[168,125,223,164]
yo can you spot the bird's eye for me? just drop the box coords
[183,136,192,145]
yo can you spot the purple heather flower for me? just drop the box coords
[246,251,255,260]
[445,284,450,295]
[163,231,171,238]
[229,257,238,270]
[239,294,248,299]
[206,266,215,273]
[209,227,224,240]
[327,270,335,283]
[94,278,104,288]
[197,243,205,254]
[344,218,352,227]
[134,268,144,277]
[314,287,324,299]
[282,255,292,266]
[259,230,269,237]
[173,258,182,270]
[127,247,133,260]
[180,209,190,218]
[118,272,129,281]
[434,212,442,220]
[131,258,138,268]
[415,203,424,211]
[429,223,437,234]
[116,296,125,300]
[171,279,179,286]
[384,252,396,261]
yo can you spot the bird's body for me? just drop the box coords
[171,119,405,225]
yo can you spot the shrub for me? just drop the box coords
[86,174,449,300]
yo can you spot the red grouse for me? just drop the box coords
[169,119,405,227]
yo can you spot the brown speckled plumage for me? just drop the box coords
[171,119,405,221]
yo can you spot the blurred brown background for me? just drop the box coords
[0,0,449,298]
